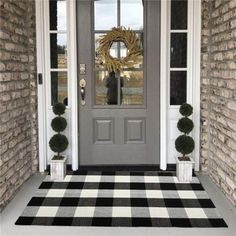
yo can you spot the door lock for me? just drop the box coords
[80,78,86,105]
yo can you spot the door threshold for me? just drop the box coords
[64,164,176,171]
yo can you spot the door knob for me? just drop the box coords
[80,78,86,105]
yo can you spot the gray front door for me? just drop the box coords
[77,0,160,165]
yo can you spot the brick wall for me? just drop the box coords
[0,0,38,211]
[201,0,236,205]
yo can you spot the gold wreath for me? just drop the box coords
[97,27,142,72]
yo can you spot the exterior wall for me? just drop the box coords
[201,0,236,205]
[0,0,38,211]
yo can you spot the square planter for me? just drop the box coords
[176,157,194,183]
[50,156,67,181]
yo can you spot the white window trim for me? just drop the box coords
[192,0,201,171]
[36,0,78,171]
[160,0,201,171]
[67,0,78,170]
[36,0,47,172]
[160,0,168,170]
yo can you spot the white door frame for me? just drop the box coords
[160,0,201,171]
[36,0,201,172]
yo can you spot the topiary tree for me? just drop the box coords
[175,103,195,161]
[49,103,68,160]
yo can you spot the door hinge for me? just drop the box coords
[38,73,43,85]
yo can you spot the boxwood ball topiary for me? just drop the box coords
[177,117,194,134]
[53,103,66,115]
[175,135,195,155]
[51,117,67,132]
[179,103,193,117]
[49,134,68,153]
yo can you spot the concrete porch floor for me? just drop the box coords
[1,173,236,236]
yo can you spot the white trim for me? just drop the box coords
[35,0,47,172]
[162,0,201,170]
[35,0,201,172]
[192,0,201,171]
[160,0,168,170]
[68,0,79,171]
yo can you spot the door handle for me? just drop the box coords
[80,78,86,105]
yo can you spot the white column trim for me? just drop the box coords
[68,0,79,171]
[35,0,47,172]
[192,0,201,171]
[160,0,168,170]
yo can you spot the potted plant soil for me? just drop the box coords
[49,103,69,180]
[175,103,195,182]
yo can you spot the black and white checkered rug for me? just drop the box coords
[15,171,227,227]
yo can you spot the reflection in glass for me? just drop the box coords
[50,0,67,31]
[94,0,117,30]
[50,34,67,68]
[170,71,186,105]
[171,0,187,30]
[51,72,68,106]
[121,71,144,105]
[95,71,109,105]
[170,33,187,68]
[106,71,122,105]
[121,0,143,30]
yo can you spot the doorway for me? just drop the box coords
[77,0,160,165]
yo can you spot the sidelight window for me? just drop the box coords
[169,0,188,106]
[49,0,68,106]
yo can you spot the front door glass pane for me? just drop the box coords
[95,71,111,105]
[121,71,144,105]
[121,0,143,30]
[94,0,117,30]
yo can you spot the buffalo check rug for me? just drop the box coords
[15,171,227,227]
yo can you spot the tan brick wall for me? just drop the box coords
[0,0,38,211]
[201,0,236,205]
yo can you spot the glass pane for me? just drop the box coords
[94,0,117,30]
[50,34,67,68]
[121,0,143,30]
[95,71,119,105]
[170,33,187,68]
[171,0,188,30]
[120,71,144,105]
[51,72,68,106]
[50,0,67,31]
[95,34,105,69]
[170,71,186,105]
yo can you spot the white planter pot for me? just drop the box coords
[176,157,194,183]
[50,156,67,181]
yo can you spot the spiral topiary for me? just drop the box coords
[175,103,195,160]
[179,103,193,117]
[51,117,67,132]
[49,134,68,155]
[49,103,68,160]
[177,117,194,134]
[53,103,66,115]
[175,135,195,156]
